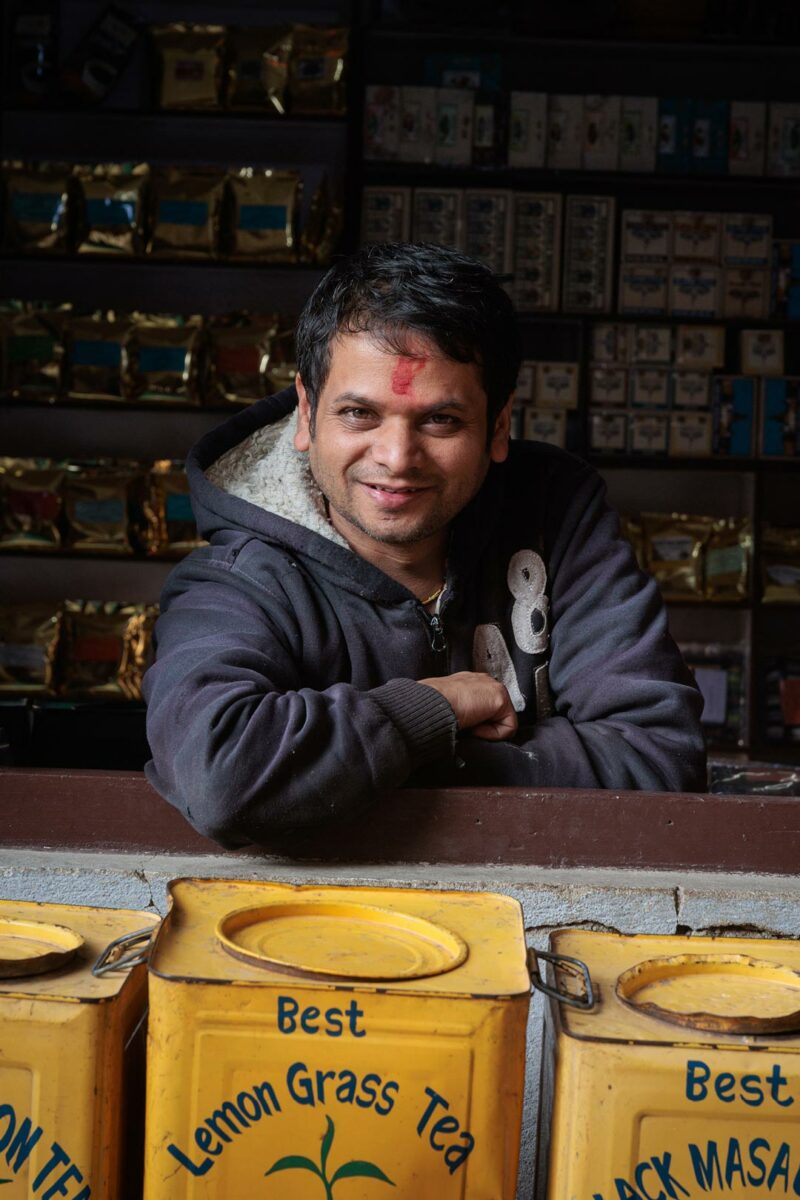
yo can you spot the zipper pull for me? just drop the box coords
[429,613,447,653]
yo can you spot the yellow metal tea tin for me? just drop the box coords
[536,929,800,1200]
[144,878,532,1198]
[0,898,159,1198]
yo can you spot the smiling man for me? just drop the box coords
[144,242,705,846]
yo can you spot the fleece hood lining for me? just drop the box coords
[205,413,350,551]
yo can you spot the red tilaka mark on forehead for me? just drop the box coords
[391,357,427,396]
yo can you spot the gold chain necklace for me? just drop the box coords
[420,582,445,606]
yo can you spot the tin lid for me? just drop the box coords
[151,879,532,997]
[217,901,468,981]
[550,930,800,1047]
[616,953,800,1034]
[0,900,160,1000]
[0,917,84,979]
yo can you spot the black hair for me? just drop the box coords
[294,242,521,439]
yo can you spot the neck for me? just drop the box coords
[328,509,447,598]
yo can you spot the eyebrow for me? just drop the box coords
[330,392,468,414]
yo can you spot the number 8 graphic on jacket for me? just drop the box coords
[472,550,550,714]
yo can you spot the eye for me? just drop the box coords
[425,412,460,428]
[340,407,374,422]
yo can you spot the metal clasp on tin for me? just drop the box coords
[91,926,156,977]
[528,947,596,1011]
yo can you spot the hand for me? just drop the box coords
[419,671,518,741]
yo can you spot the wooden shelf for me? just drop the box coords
[363,161,799,191]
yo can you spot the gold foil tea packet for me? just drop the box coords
[122,315,203,403]
[152,23,225,110]
[63,460,144,555]
[228,169,300,261]
[0,604,61,694]
[3,162,72,253]
[289,26,348,116]
[66,312,132,402]
[206,314,276,405]
[74,162,149,255]
[762,525,800,603]
[642,512,712,600]
[300,175,343,265]
[148,169,224,258]
[705,516,752,601]
[226,26,293,113]
[0,457,65,551]
[1,310,65,401]
[144,460,204,557]
[60,600,157,700]
[264,322,297,393]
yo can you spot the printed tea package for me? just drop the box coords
[705,517,751,601]
[148,170,224,258]
[761,525,800,603]
[74,162,149,255]
[59,599,157,699]
[206,315,277,405]
[288,25,348,115]
[62,461,145,555]
[226,26,293,112]
[0,309,65,401]
[227,169,300,261]
[144,460,204,557]
[122,315,204,404]
[152,23,225,110]
[66,311,132,402]
[0,603,62,694]
[0,457,66,551]
[642,512,713,600]
[2,162,72,253]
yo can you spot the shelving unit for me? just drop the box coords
[357,11,800,763]
[2,0,799,767]
[0,0,357,766]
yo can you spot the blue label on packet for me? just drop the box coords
[238,204,287,231]
[139,346,187,374]
[166,494,194,522]
[86,197,136,227]
[72,339,122,368]
[157,200,208,227]
[75,499,125,524]
[12,192,63,223]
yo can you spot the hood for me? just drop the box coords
[187,384,508,601]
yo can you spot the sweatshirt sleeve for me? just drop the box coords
[453,463,707,792]
[143,565,456,845]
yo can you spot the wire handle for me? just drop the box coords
[528,947,596,1010]
[92,926,156,977]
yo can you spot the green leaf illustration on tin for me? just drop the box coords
[265,1115,394,1198]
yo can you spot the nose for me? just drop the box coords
[370,418,424,475]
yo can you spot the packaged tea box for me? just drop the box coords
[122,315,203,404]
[227,169,300,261]
[0,603,61,694]
[148,169,224,258]
[226,26,293,113]
[61,4,139,105]
[59,600,157,700]
[144,460,204,557]
[0,457,65,551]
[206,314,277,405]
[62,460,144,555]
[288,25,348,116]
[151,23,225,110]
[74,162,149,256]
[3,161,72,254]
[761,525,800,603]
[705,516,752,601]
[642,512,713,600]
[0,308,65,401]
[66,311,132,402]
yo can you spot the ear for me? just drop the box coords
[294,374,311,452]
[489,394,515,464]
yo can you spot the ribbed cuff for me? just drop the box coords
[369,678,457,768]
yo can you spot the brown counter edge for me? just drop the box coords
[1,768,799,875]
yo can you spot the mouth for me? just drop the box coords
[359,482,432,508]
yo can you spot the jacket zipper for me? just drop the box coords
[428,611,447,654]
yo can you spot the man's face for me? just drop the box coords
[294,331,511,549]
